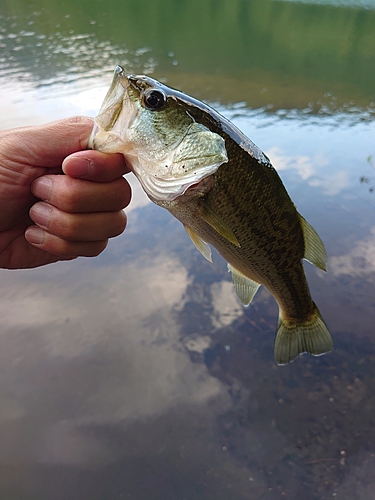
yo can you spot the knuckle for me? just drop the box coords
[86,240,108,257]
[64,115,92,127]
[49,212,82,240]
[49,236,107,258]
[49,176,81,212]
[62,220,81,240]
[43,233,74,258]
[59,189,82,212]
[121,180,132,207]
[111,211,127,237]
[108,178,131,209]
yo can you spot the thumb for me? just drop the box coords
[0,116,94,169]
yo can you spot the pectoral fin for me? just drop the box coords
[299,214,327,271]
[201,203,240,247]
[228,264,260,307]
[184,225,213,263]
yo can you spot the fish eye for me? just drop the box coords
[143,89,166,110]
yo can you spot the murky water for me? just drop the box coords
[0,0,375,498]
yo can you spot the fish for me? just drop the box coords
[89,66,333,365]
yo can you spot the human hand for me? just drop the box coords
[0,116,131,269]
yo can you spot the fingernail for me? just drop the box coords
[29,203,51,228]
[32,177,52,201]
[25,226,45,245]
[64,156,94,177]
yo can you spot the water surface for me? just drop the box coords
[0,0,375,499]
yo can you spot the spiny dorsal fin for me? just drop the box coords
[228,263,260,307]
[184,225,213,263]
[201,202,240,247]
[274,304,333,365]
[299,214,327,271]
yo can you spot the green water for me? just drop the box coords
[0,1,375,499]
[2,0,375,110]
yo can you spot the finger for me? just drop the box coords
[2,116,94,169]
[25,226,108,258]
[31,175,132,213]
[29,202,127,241]
[62,150,131,182]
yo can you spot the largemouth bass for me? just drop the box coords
[89,66,333,364]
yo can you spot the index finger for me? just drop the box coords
[62,150,130,183]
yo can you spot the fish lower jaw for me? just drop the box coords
[135,174,198,202]
[131,164,216,202]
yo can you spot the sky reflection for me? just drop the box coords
[0,251,231,467]
[330,227,375,279]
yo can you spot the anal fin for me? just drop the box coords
[184,225,213,263]
[228,264,260,307]
[201,202,240,247]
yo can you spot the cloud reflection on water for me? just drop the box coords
[0,252,232,465]
[267,146,351,196]
[210,280,243,329]
[330,227,375,279]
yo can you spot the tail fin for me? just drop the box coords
[274,305,333,365]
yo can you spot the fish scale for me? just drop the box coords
[162,150,311,321]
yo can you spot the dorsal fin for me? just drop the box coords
[228,264,260,307]
[201,202,240,247]
[184,225,213,263]
[299,214,327,271]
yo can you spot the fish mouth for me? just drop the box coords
[116,66,140,91]
[88,66,133,151]
[103,65,131,103]
[113,65,130,85]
